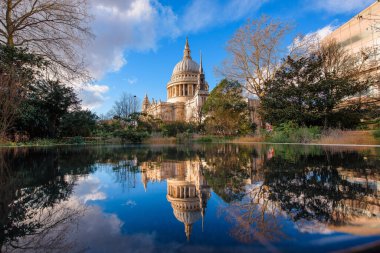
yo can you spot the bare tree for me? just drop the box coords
[223,187,285,245]
[191,105,204,127]
[319,39,380,122]
[111,93,141,119]
[220,16,292,100]
[319,39,377,79]
[0,0,93,81]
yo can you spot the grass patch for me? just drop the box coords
[143,136,177,144]
[196,136,213,143]
[0,136,118,147]
[195,135,235,143]
[230,136,265,143]
[318,130,379,145]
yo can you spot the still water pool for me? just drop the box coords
[1,144,379,252]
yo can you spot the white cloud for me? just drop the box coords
[127,77,138,85]
[290,24,336,54]
[85,0,179,81]
[73,175,108,202]
[307,0,374,14]
[295,220,332,234]
[182,0,268,32]
[78,84,110,110]
[84,0,268,81]
[312,25,336,40]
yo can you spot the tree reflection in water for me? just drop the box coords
[0,144,379,251]
[201,145,286,244]
[206,145,380,243]
[0,148,88,252]
[0,146,169,252]
[264,147,380,233]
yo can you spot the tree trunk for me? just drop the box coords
[5,0,14,46]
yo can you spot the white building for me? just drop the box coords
[325,0,380,97]
[142,38,209,122]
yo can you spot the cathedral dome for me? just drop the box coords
[173,208,202,224]
[171,37,200,76]
[172,59,199,75]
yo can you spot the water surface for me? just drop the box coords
[1,144,379,252]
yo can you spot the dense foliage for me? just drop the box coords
[95,113,152,143]
[60,110,98,137]
[267,122,321,143]
[0,45,46,139]
[160,121,196,137]
[260,45,375,129]
[203,79,256,136]
[14,80,80,138]
[0,45,95,141]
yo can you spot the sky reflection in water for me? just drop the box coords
[1,144,380,253]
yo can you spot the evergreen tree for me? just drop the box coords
[15,80,80,138]
[261,42,375,128]
[60,110,98,137]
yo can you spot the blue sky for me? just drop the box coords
[79,0,375,115]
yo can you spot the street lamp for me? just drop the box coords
[133,95,137,114]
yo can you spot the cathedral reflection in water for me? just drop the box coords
[140,160,211,240]
[2,145,380,252]
[138,149,380,242]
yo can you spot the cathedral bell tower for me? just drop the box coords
[197,52,206,91]
[194,52,209,108]
[142,94,150,113]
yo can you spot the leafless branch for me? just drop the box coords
[219,16,292,100]
[0,0,93,82]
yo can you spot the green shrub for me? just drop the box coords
[161,121,196,137]
[268,122,321,143]
[176,132,193,143]
[375,119,380,129]
[356,124,369,130]
[68,136,85,144]
[197,136,213,143]
[113,129,149,143]
[29,138,58,146]
[60,110,98,137]
[374,129,380,139]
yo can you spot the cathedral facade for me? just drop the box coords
[142,38,209,122]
